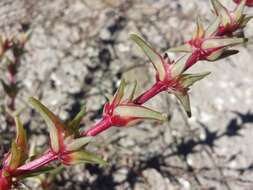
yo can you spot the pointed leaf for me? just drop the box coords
[130,33,166,81]
[193,17,205,39]
[67,105,86,135]
[180,72,211,88]
[18,30,32,46]
[14,117,27,154]
[63,151,107,166]
[114,105,167,121]
[207,49,239,61]
[234,0,246,21]
[0,35,7,58]
[0,79,18,98]
[9,142,22,170]
[202,37,246,49]
[205,17,220,36]
[123,80,137,101]
[128,80,137,101]
[65,137,92,152]
[206,48,225,61]
[20,166,55,178]
[112,79,126,106]
[173,91,191,117]
[28,97,65,153]
[171,54,191,77]
[240,15,253,27]
[211,0,231,25]
[167,44,192,53]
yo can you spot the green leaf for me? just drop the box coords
[112,79,126,106]
[205,17,220,37]
[202,37,246,49]
[173,91,191,117]
[193,17,205,39]
[206,49,225,61]
[180,72,211,88]
[171,54,191,77]
[123,80,137,101]
[240,15,253,27]
[130,33,166,81]
[207,49,239,61]
[65,137,92,152]
[64,151,107,166]
[28,97,65,153]
[211,0,231,26]
[67,105,86,135]
[129,80,137,101]
[234,0,246,21]
[0,79,18,98]
[114,105,167,121]
[166,44,192,53]
[9,142,22,170]
[20,166,55,178]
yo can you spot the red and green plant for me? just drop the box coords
[0,0,252,189]
[0,25,31,127]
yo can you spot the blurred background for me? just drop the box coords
[0,0,253,189]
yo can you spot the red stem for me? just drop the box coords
[184,51,201,71]
[81,116,112,136]
[14,151,57,176]
[134,81,166,105]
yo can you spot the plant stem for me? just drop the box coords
[133,81,166,105]
[15,151,57,176]
[81,116,112,136]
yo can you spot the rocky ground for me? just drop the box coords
[0,0,253,189]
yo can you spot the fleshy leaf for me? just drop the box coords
[211,0,231,25]
[167,44,192,53]
[205,17,220,36]
[173,91,191,117]
[0,35,6,57]
[65,137,92,152]
[123,80,137,101]
[130,33,166,81]
[202,37,246,49]
[234,0,246,21]
[111,79,126,106]
[128,80,137,101]
[0,80,18,98]
[14,117,27,155]
[240,15,253,27]
[180,72,211,88]
[67,105,86,136]
[28,97,65,153]
[207,49,239,61]
[114,105,166,121]
[193,17,205,39]
[9,142,22,170]
[63,151,107,166]
[20,166,55,178]
[171,54,191,77]
[17,30,32,46]
[206,49,225,61]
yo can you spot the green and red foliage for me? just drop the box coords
[0,0,252,189]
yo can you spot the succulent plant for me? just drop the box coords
[0,0,252,189]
